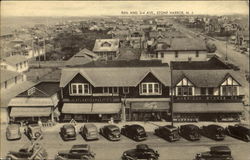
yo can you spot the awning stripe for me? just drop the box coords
[173,103,244,113]
[62,103,121,114]
[10,107,51,117]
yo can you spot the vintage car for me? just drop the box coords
[201,125,225,141]
[99,125,121,141]
[79,124,99,141]
[194,146,233,160]
[121,124,147,141]
[55,144,95,160]
[154,125,180,142]
[60,124,76,141]
[179,124,200,141]
[6,124,21,140]
[122,144,159,160]
[226,124,250,142]
[6,143,48,160]
[24,124,43,140]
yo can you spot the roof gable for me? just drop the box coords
[220,74,241,86]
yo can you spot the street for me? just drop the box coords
[1,126,250,160]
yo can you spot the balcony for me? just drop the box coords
[173,95,244,103]
[63,96,121,103]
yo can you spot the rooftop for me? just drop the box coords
[3,55,28,66]
[92,39,119,52]
[1,69,21,83]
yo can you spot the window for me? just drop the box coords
[222,86,238,96]
[196,51,199,57]
[161,52,164,58]
[123,87,129,94]
[140,83,161,95]
[201,87,206,95]
[15,76,17,84]
[20,62,23,69]
[175,51,178,58]
[177,87,193,96]
[112,87,119,94]
[70,83,90,95]
[208,88,214,95]
[103,87,110,94]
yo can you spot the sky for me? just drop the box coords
[1,1,249,17]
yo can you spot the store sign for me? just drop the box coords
[143,102,158,109]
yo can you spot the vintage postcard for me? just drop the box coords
[0,1,249,160]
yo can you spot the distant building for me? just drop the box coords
[128,31,145,49]
[66,48,99,67]
[92,39,120,60]
[0,69,26,91]
[1,55,29,73]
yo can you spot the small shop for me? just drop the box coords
[60,103,121,122]
[125,100,170,121]
[173,102,244,122]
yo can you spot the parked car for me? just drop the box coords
[24,124,43,140]
[55,144,95,160]
[6,124,21,140]
[154,125,180,142]
[60,124,76,141]
[201,125,225,141]
[179,124,200,141]
[121,124,147,141]
[226,124,250,142]
[122,144,159,160]
[6,143,48,160]
[80,124,99,141]
[194,146,233,160]
[100,125,121,141]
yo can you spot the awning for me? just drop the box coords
[62,103,121,114]
[10,107,52,117]
[8,97,58,107]
[131,102,170,112]
[173,103,244,113]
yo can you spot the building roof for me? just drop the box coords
[66,48,99,66]
[60,66,170,87]
[17,81,60,97]
[3,55,28,66]
[172,56,230,70]
[149,31,186,39]
[0,69,21,83]
[155,38,207,51]
[93,39,119,52]
[172,69,242,87]
[72,60,168,68]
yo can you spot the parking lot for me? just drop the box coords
[1,123,250,160]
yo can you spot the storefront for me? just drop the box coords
[125,99,170,121]
[173,102,244,122]
[60,103,121,122]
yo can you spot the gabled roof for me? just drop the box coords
[60,67,170,87]
[173,70,242,87]
[1,69,21,83]
[3,55,28,66]
[66,48,99,66]
[155,38,207,51]
[93,39,119,52]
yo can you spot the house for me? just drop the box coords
[172,64,244,122]
[66,48,99,67]
[1,55,29,72]
[59,60,171,122]
[92,39,120,60]
[147,38,208,64]
[0,70,26,91]
[7,82,60,124]
[128,31,145,49]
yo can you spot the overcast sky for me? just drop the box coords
[1,1,249,17]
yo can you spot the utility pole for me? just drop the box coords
[43,38,46,61]
[170,61,174,126]
[225,36,228,62]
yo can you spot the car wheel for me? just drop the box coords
[35,132,41,138]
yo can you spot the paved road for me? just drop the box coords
[1,128,250,160]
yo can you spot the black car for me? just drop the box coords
[194,146,233,160]
[100,125,121,141]
[179,124,200,141]
[202,125,225,141]
[121,124,147,141]
[60,124,76,141]
[154,125,180,142]
[226,124,250,142]
[122,144,159,160]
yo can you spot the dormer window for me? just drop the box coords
[140,82,161,95]
[101,42,111,47]
[70,83,90,95]
[220,76,240,96]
